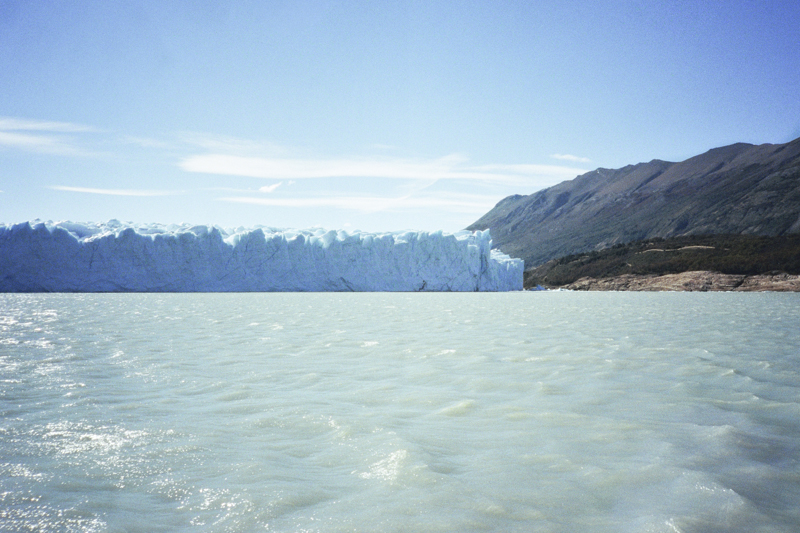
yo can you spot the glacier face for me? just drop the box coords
[0,221,523,292]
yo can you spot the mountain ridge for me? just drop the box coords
[468,137,800,268]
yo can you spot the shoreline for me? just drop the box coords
[555,271,800,292]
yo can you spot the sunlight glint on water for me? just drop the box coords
[1,292,799,532]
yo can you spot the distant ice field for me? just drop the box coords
[1,292,799,532]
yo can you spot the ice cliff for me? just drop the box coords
[0,221,523,292]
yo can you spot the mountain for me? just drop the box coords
[468,137,800,268]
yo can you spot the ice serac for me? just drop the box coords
[0,221,524,292]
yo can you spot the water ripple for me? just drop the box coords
[0,292,798,532]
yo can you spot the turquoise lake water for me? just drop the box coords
[2,292,799,532]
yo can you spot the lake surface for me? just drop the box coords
[2,292,799,532]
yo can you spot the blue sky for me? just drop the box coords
[2,1,799,232]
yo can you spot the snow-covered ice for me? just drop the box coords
[0,221,523,292]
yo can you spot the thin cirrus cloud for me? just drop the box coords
[180,154,587,186]
[259,182,283,193]
[550,153,592,164]
[221,193,497,214]
[49,185,178,197]
[0,130,90,156]
[0,116,98,156]
[0,117,96,133]
[180,132,288,157]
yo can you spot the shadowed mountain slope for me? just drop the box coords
[468,137,800,268]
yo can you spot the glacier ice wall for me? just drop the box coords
[0,221,523,292]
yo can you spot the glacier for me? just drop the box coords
[0,221,523,292]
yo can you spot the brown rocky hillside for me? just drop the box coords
[468,137,800,269]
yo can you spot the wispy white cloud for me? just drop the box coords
[49,185,178,197]
[550,153,592,164]
[0,130,92,156]
[259,182,283,193]
[181,153,586,186]
[0,116,99,156]
[220,192,496,214]
[473,163,587,180]
[180,132,288,157]
[0,117,97,133]
[121,135,175,150]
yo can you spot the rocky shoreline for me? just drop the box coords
[560,271,800,292]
